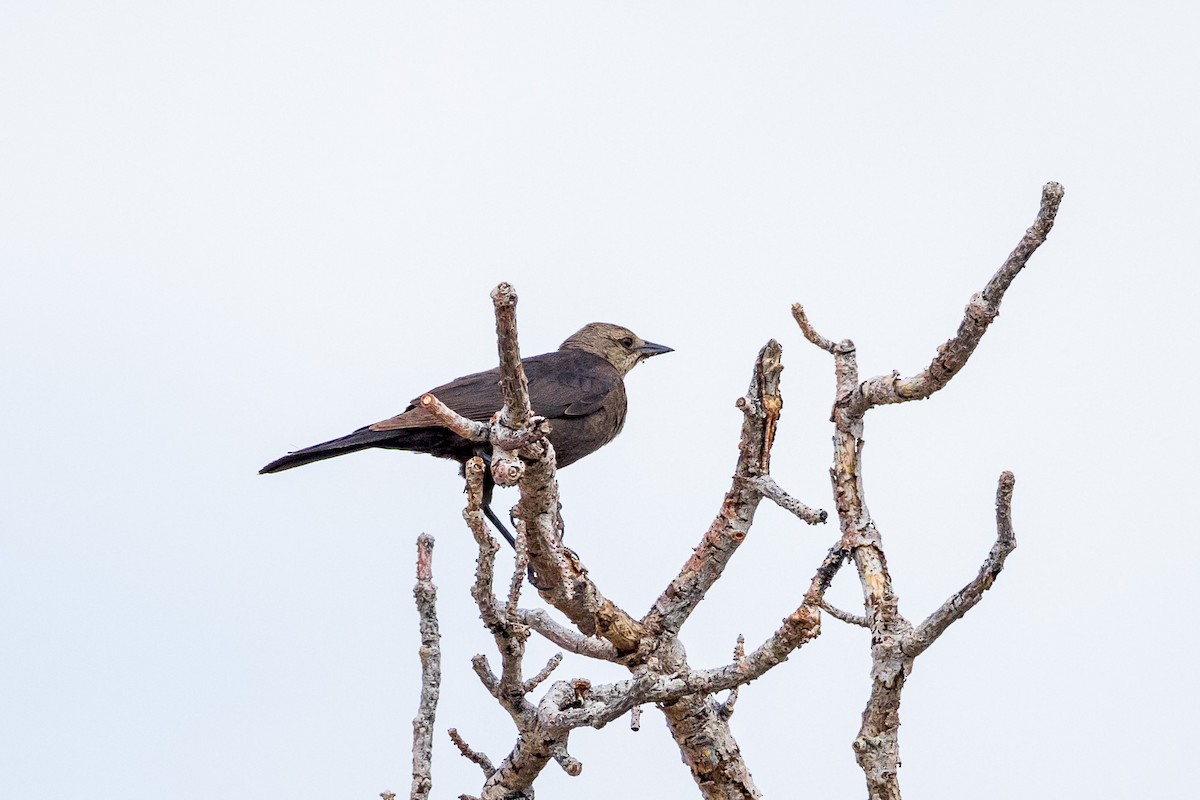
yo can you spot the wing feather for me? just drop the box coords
[369,350,621,431]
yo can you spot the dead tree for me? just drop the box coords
[393,182,1063,800]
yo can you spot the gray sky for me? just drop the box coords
[2,3,1195,798]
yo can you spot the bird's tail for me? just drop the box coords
[259,426,401,474]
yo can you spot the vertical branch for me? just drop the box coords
[488,283,533,489]
[489,283,532,429]
[410,534,440,800]
[793,310,912,800]
[462,458,503,631]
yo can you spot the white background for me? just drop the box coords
[2,3,1195,798]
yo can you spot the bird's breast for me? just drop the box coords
[545,392,627,468]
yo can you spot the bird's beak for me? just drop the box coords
[638,340,674,358]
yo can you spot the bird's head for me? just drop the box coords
[559,322,673,375]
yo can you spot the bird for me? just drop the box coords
[260,322,672,548]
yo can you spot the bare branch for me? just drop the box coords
[491,415,552,453]
[524,604,816,733]
[490,283,533,429]
[410,393,490,441]
[906,471,1019,657]
[421,183,1051,800]
[854,182,1064,414]
[718,635,746,720]
[798,292,909,800]
[820,600,869,628]
[983,183,1065,305]
[510,607,620,661]
[522,653,564,695]
[487,284,535,488]
[540,673,660,731]
[448,728,495,777]
[643,340,783,638]
[462,458,502,632]
[551,742,583,777]
[504,529,528,630]
[749,474,828,525]
[410,534,441,800]
[806,543,849,602]
[470,654,499,699]
[785,184,1060,800]
[712,604,821,684]
[630,705,642,731]
[480,732,564,800]
[791,302,837,353]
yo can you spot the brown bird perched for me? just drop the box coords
[260,322,672,547]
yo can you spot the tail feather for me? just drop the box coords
[259,426,403,474]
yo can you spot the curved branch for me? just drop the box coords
[791,302,837,353]
[821,600,869,629]
[854,182,1064,414]
[448,728,495,777]
[906,471,1019,658]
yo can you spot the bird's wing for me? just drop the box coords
[369,367,504,430]
[369,351,621,431]
[526,351,622,418]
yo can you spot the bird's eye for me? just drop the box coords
[620,337,634,348]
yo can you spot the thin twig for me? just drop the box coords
[522,653,564,695]
[414,393,490,440]
[470,654,500,699]
[791,302,837,353]
[749,474,828,525]
[820,600,869,628]
[448,728,495,776]
[718,635,747,719]
[504,527,528,629]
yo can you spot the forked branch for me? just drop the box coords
[790,182,1061,800]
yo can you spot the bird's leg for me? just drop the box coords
[480,473,518,549]
[480,456,550,591]
[483,503,518,550]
